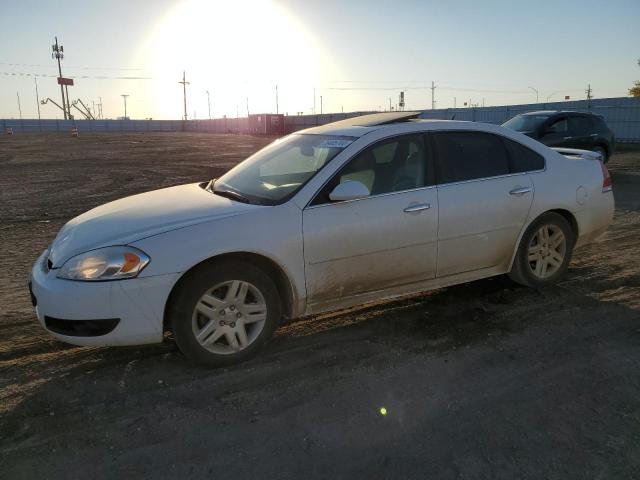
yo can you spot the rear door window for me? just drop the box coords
[568,116,592,135]
[432,131,510,184]
[546,118,568,133]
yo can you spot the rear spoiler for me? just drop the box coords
[552,147,603,162]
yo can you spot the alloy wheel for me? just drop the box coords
[527,224,567,279]
[191,280,268,355]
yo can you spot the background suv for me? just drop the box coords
[502,111,615,162]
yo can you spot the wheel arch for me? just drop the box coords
[508,208,579,269]
[163,251,297,333]
[594,142,610,160]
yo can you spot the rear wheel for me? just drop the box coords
[170,261,281,367]
[509,213,575,287]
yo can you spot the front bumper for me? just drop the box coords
[30,250,180,347]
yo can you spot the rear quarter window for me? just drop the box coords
[502,137,545,173]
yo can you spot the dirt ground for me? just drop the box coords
[1,132,639,479]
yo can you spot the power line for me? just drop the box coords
[1,71,153,80]
[324,85,532,94]
[0,62,145,71]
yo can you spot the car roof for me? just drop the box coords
[299,112,465,137]
[520,110,594,117]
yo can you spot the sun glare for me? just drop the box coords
[138,0,329,119]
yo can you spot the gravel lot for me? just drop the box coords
[1,133,639,479]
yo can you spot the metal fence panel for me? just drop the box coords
[2,97,639,140]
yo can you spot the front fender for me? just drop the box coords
[131,202,306,317]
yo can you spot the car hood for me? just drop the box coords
[48,183,258,267]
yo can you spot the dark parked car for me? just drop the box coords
[502,111,615,162]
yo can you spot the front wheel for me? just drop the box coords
[509,213,575,287]
[170,261,281,367]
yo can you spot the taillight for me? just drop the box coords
[600,161,612,192]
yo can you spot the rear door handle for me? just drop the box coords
[403,202,431,213]
[509,187,532,196]
[590,133,598,138]
[563,136,573,140]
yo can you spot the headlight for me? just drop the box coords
[57,246,150,281]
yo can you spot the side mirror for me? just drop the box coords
[329,180,370,202]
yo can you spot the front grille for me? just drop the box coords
[44,316,120,337]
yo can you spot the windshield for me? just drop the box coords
[213,134,355,205]
[502,115,549,132]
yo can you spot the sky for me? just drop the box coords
[1,0,639,120]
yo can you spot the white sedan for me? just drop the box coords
[30,112,614,366]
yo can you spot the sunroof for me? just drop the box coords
[326,111,422,128]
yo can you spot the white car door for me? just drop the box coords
[303,134,438,308]
[432,131,535,277]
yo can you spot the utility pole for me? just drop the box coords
[97,97,103,119]
[246,97,249,117]
[16,92,22,119]
[389,98,392,111]
[313,88,316,114]
[454,97,457,108]
[179,71,189,120]
[431,81,436,109]
[65,85,71,118]
[120,94,129,118]
[320,95,323,114]
[482,98,485,107]
[586,84,593,110]
[206,90,211,119]
[34,77,41,120]
[51,36,67,119]
[275,85,279,114]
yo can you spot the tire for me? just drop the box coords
[592,146,608,163]
[169,260,281,367]
[509,212,576,288]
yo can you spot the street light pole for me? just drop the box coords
[206,90,211,119]
[528,86,539,103]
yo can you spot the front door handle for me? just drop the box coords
[563,136,573,140]
[590,133,598,138]
[403,202,431,213]
[509,186,532,196]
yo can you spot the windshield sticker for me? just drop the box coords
[317,139,353,149]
